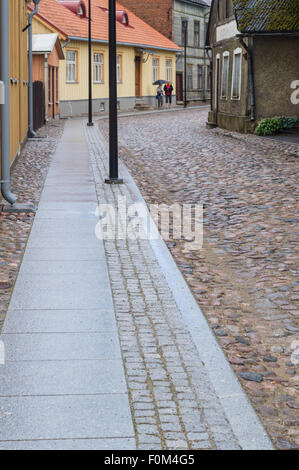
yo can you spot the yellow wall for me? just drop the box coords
[32,16,177,103]
[8,0,29,163]
[142,52,176,97]
[60,42,136,101]
[61,42,177,100]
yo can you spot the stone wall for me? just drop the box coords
[254,36,299,120]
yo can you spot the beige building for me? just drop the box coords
[206,0,299,133]
[31,0,181,117]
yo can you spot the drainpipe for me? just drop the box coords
[0,0,17,205]
[44,53,48,121]
[27,0,41,138]
[238,35,255,121]
[205,46,213,111]
[62,39,71,49]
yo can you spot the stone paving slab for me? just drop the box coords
[2,309,117,334]
[0,438,136,450]
[2,332,122,361]
[0,394,133,441]
[8,275,109,310]
[17,260,106,276]
[0,359,127,395]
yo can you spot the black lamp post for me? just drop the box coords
[105,0,123,184]
[87,0,93,126]
[182,18,188,109]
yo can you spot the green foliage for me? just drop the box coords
[255,117,299,136]
[254,118,281,136]
[276,117,299,130]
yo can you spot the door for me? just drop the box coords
[33,81,45,131]
[176,72,183,102]
[135,56,141,97]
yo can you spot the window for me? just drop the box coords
[221,53,229,99]
[197,65,203,90]
[204,22,208,44]
[231,49,242,99]
[194,21,200,47]
[66,50,76,83]
[187,64,193,90]
[153,58,159,83]
[94,53,103,83]
[166,59,172,82]
[117,55,122,83]
[181,19,188,46]
[206,64,211,90]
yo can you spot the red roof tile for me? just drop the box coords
[30,0,181,51]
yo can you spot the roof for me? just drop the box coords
[29,0,182,52]
[233,0,299,33]
[32,33,64,58]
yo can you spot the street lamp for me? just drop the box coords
[182,18,189,109]
[105,0,123,184]
[87,0,93,126]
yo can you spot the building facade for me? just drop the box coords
[32,34,65,125]
[206,0,299,133]
[31,0,181,117]
[120,0,212,104]
[0,0,29,168]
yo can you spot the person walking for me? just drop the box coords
[164,82,174,108]
[156,84,163,108]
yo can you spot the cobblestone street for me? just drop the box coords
[99,108,299,449]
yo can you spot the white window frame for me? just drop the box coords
[66,50,77,83]
[221,51,230,100]
[231,47,242,100]
[153,58,159,83]
[116,54,122,83]
[166,59,172,82]
[93,53,103,84]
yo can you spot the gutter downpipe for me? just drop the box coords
[62,39,71,49]
[44,53,48,121]
[0,0,17,205]
[27,0,41,138]
[205,46,213,111]
[238,34,255,121]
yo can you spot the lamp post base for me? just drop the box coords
[87,122,94,127]
[105,178,124,185]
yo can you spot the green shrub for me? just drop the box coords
[276,117,299,130]
[255,118,281,136]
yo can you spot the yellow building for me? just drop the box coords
[31,0,181,117]
[0,0,29,166]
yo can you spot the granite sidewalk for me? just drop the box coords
[0,119,135,450]
[0,118,274,450]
